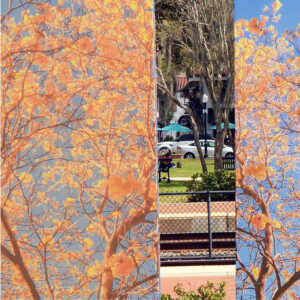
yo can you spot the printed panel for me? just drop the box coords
[1,0,159,299]
[235,0,299,299]
[155,0,236,299]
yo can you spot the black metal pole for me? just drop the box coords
[204,106,208,158]
[207,191,212,259]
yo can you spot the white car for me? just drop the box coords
[158,141,189,155]
[176,140,234,159]
[157,134,214,155]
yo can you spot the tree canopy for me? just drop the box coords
[1,0,159,299]
[235,1,300,298]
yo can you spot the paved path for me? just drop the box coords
[170,177,201,181]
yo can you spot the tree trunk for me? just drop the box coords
[181,100,207,173]
[1,208,41,300]
[227,126,235,149]
[100,274,113,300]
[100,257,114,300]
[161,37,176,125]
[214,107,224,170]
[190,117,207,173]
[156,74,208,173]
[255,283,266,300]
[272,271,300,300]
[214,130,223,170]
[161,94,174,125]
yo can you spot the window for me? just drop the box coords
[176,134,194,142]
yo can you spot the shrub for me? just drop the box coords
[161,281,226,300]
[185,170,235,202]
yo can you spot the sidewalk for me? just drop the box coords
[170,177,201,181]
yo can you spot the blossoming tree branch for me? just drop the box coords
[1,0,158,299]
[235,1,300,299]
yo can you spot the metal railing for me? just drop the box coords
[222,157,235,170]
[159,191,236,265]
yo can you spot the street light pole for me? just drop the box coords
[204,108,208,158]
[202,95,208,158]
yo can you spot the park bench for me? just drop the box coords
[158,158,172,183]
[222,157,235,170]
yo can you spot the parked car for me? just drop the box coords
[175,133,214,142]
[158,134,214,155]
[176,140,234,159]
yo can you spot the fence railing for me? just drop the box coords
[222,157,235,170]
[159,191,236,265]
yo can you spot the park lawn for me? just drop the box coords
[159,181,188,203]
[158,181,190,203]
[159,194,190,203]
[159,181,188,193]
[168,158,214,178]
[158,159,214,202]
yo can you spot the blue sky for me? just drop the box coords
[235,0,299,32]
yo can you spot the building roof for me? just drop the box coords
[176,76,189,91]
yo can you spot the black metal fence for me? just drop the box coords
[159,191,236,265]
[222,157,235,170]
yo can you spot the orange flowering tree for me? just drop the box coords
[235,1,299,299]
[1,0,158,299]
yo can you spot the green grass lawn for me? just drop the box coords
[168,158,214,178]
[159,181,188,193]
[158,158,214,202]
[159,194,190,203]
[159,181,190,203]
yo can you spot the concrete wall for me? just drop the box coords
[160,265,236,300]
